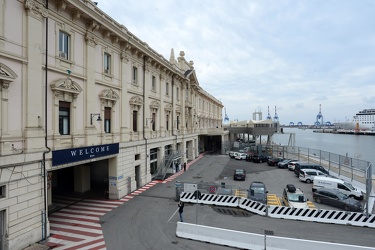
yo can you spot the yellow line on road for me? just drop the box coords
[267,194,281,206]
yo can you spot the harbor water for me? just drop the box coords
[272,127,375,165]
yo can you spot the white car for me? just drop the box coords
[235,153,247,160]
[282,184,309,209]
[287,160,299,171]
[299,169,327,183]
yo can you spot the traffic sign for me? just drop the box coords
[209,186,217,193]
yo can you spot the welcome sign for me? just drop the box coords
[52,143,119,166]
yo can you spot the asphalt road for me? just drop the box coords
[100,153,375,250]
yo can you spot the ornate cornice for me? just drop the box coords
[50,77,82,99]
[129,95,143,106]
[149,100,160,110]
[100,88,119,106]
[0,63,18,86]
[24,0,48,19]
[85,31,99,47]
[164,103,172,112]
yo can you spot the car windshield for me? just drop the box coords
[251,187,265,194]
[235,170,244,174]
[288,193,306,202]
[344,182,355,190]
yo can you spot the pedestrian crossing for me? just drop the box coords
[44,180,160,249]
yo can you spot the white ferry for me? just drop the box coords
[335,109,375,131]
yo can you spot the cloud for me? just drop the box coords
[97,0,375,124]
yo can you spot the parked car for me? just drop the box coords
[287,160,299,171]
[230,152,240,159]
[282,184,309,208]
[248,181,268,204]
[229,151,235,158]
[277,159,293,169]
[267,157,284,166]
[245,152,255,162]
[299,169,328,183]
[313,176,364,200]
[235,153,247,160]
[233,169,246,180]
[313,188,363,212]
[294,163,329,177]
[252,154,269,163]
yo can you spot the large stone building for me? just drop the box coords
[0,0,225,249]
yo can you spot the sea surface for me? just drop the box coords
[272,127,375,165]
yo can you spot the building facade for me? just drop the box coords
[0,0,224,249]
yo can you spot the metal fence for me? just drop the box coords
[266,145,371,184]
[175,181,249,201]
[226,144,373,214]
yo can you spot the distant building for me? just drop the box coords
[0,0,224,249]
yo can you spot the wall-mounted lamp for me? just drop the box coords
[90,113,102,125]
[146,118,154,125]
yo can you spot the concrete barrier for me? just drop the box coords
[266,235,375,250]
[180,192,375,228]
[239,198,267,216]
[176,222,264,250]
[176,222,374,250]
[268,205,375,228]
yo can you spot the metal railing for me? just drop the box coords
[155,151,181,180]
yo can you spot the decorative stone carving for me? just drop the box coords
[50,77,82,100]
[149,100,160,110]
[24,0,48,19]
[1,81,10,91]
[100,88,119,106]
[85,31,98,47]
[0,63,18,88]
[164,103,172,112]
[129,95,143,107]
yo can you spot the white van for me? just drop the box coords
[312,176,363,200]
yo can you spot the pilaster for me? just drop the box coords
[23,0,47,151]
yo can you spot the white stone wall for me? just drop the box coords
[0,0,224,249]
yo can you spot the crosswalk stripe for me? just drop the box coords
[44,178,164,249]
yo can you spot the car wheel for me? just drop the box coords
[306,179,311,184]
[315,198,322,204]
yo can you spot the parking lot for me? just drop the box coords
[218,156,364,211]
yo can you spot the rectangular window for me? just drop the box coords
[166,82,169,96]
[177,116,180,130]
[133,67,138,85]
[152,76,156,91]
[186,86,189,100]
[176,87,179,100]
[104,53,111,74]
[166,114,169,131]
[0,185,5,198]
[152,113,156,131]
[133,110,138,132]
[104,107,111,133]
[59,101,70,135]
[59,31,70,60]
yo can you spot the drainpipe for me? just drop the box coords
[142,55,148,176]
[42,0,51,241]
[171,74,177,151]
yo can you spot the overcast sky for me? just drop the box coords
[97,0,375,125]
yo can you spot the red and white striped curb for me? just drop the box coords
[44,181,161,249]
